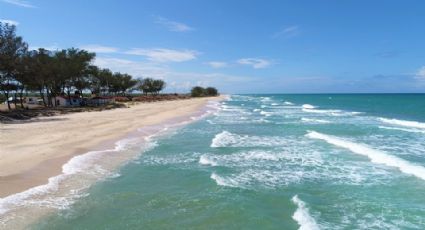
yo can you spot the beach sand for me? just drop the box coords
[0,97,221,198]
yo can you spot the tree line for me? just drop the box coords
[191,86,219,97]
[0,22,166,110]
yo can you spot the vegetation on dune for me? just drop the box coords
[191,86,219,97]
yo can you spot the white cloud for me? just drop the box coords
[0,19,19,26]
[237,58,271,69]
[94,57,167,78]
[125,48,199,62]
[163,72,250,92]
[272,25,300,38]
[79,44,118,53]
[416,66,425,80]
[1,0,35,8]
[206,61,228,68]
[93,57,251,93]
[155,16,193,32]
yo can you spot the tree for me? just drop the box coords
[54,48,95,105]
[138,78,153,95]
[30,48,54,106]
[0,22,28,109]
[152,79,166,95]
[191,86,219,97]
[108,73,137,95]
[138,78,166,95]
[96,68,113,95]
[86,65,101,95]
[191,86,205,97]
[0,22,148,109]
[118,73,138,95]
[205,87,218,96]
[14,52,37,108]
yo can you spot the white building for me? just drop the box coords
[25,96,42,105]
[46,96,82,107]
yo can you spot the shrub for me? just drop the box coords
[190,86,219,97]
[205,87,218,96]
[191,86,206,97]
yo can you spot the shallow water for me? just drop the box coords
[31,94,425,229]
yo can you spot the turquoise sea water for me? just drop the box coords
[34,94,425,229]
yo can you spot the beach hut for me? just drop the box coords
[45,96,82,107]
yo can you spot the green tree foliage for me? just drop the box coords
[190,86,205,97]
[0,22,142,109]
[109,73,138,95]
[191,86,219,97]
[0,22,28,109]
[0,21,206,110]
[205,87,218,96]
[138,78,166,95]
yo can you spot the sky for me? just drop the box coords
[1,0,425,93]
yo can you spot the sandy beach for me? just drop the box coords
[0,97,220,198]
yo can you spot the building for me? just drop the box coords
[45,96,83,107]
[25,96,42,105]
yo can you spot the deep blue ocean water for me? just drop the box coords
[33,94,425,229]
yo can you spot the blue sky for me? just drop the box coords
[1,0,425,93]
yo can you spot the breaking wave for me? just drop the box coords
[210,131,286,148]
[306,131,425,181]
[199,155,218,166]
[378,126,425,134]
[378,118,425,129]
[0,138,135,216]
[292,195,320,230]
[210,173,241,188]
[302,104,316,109]
[301,118,331,124]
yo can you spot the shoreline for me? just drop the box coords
[0,96,224,198]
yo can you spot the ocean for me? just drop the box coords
[11,94,425,229]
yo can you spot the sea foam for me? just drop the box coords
[301,104,363,116]
[199,155,218,166]
[301,118,331,124]
[210,131,286,148]
[292,195,320,230]
[378,126,425,134]
[260,110,273,117]
[302,108,362,117]
[0,138,134,216]
[210,173,240,188]
[378,118,425,129]
[302,104,316,109]
[306,131,425,181]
